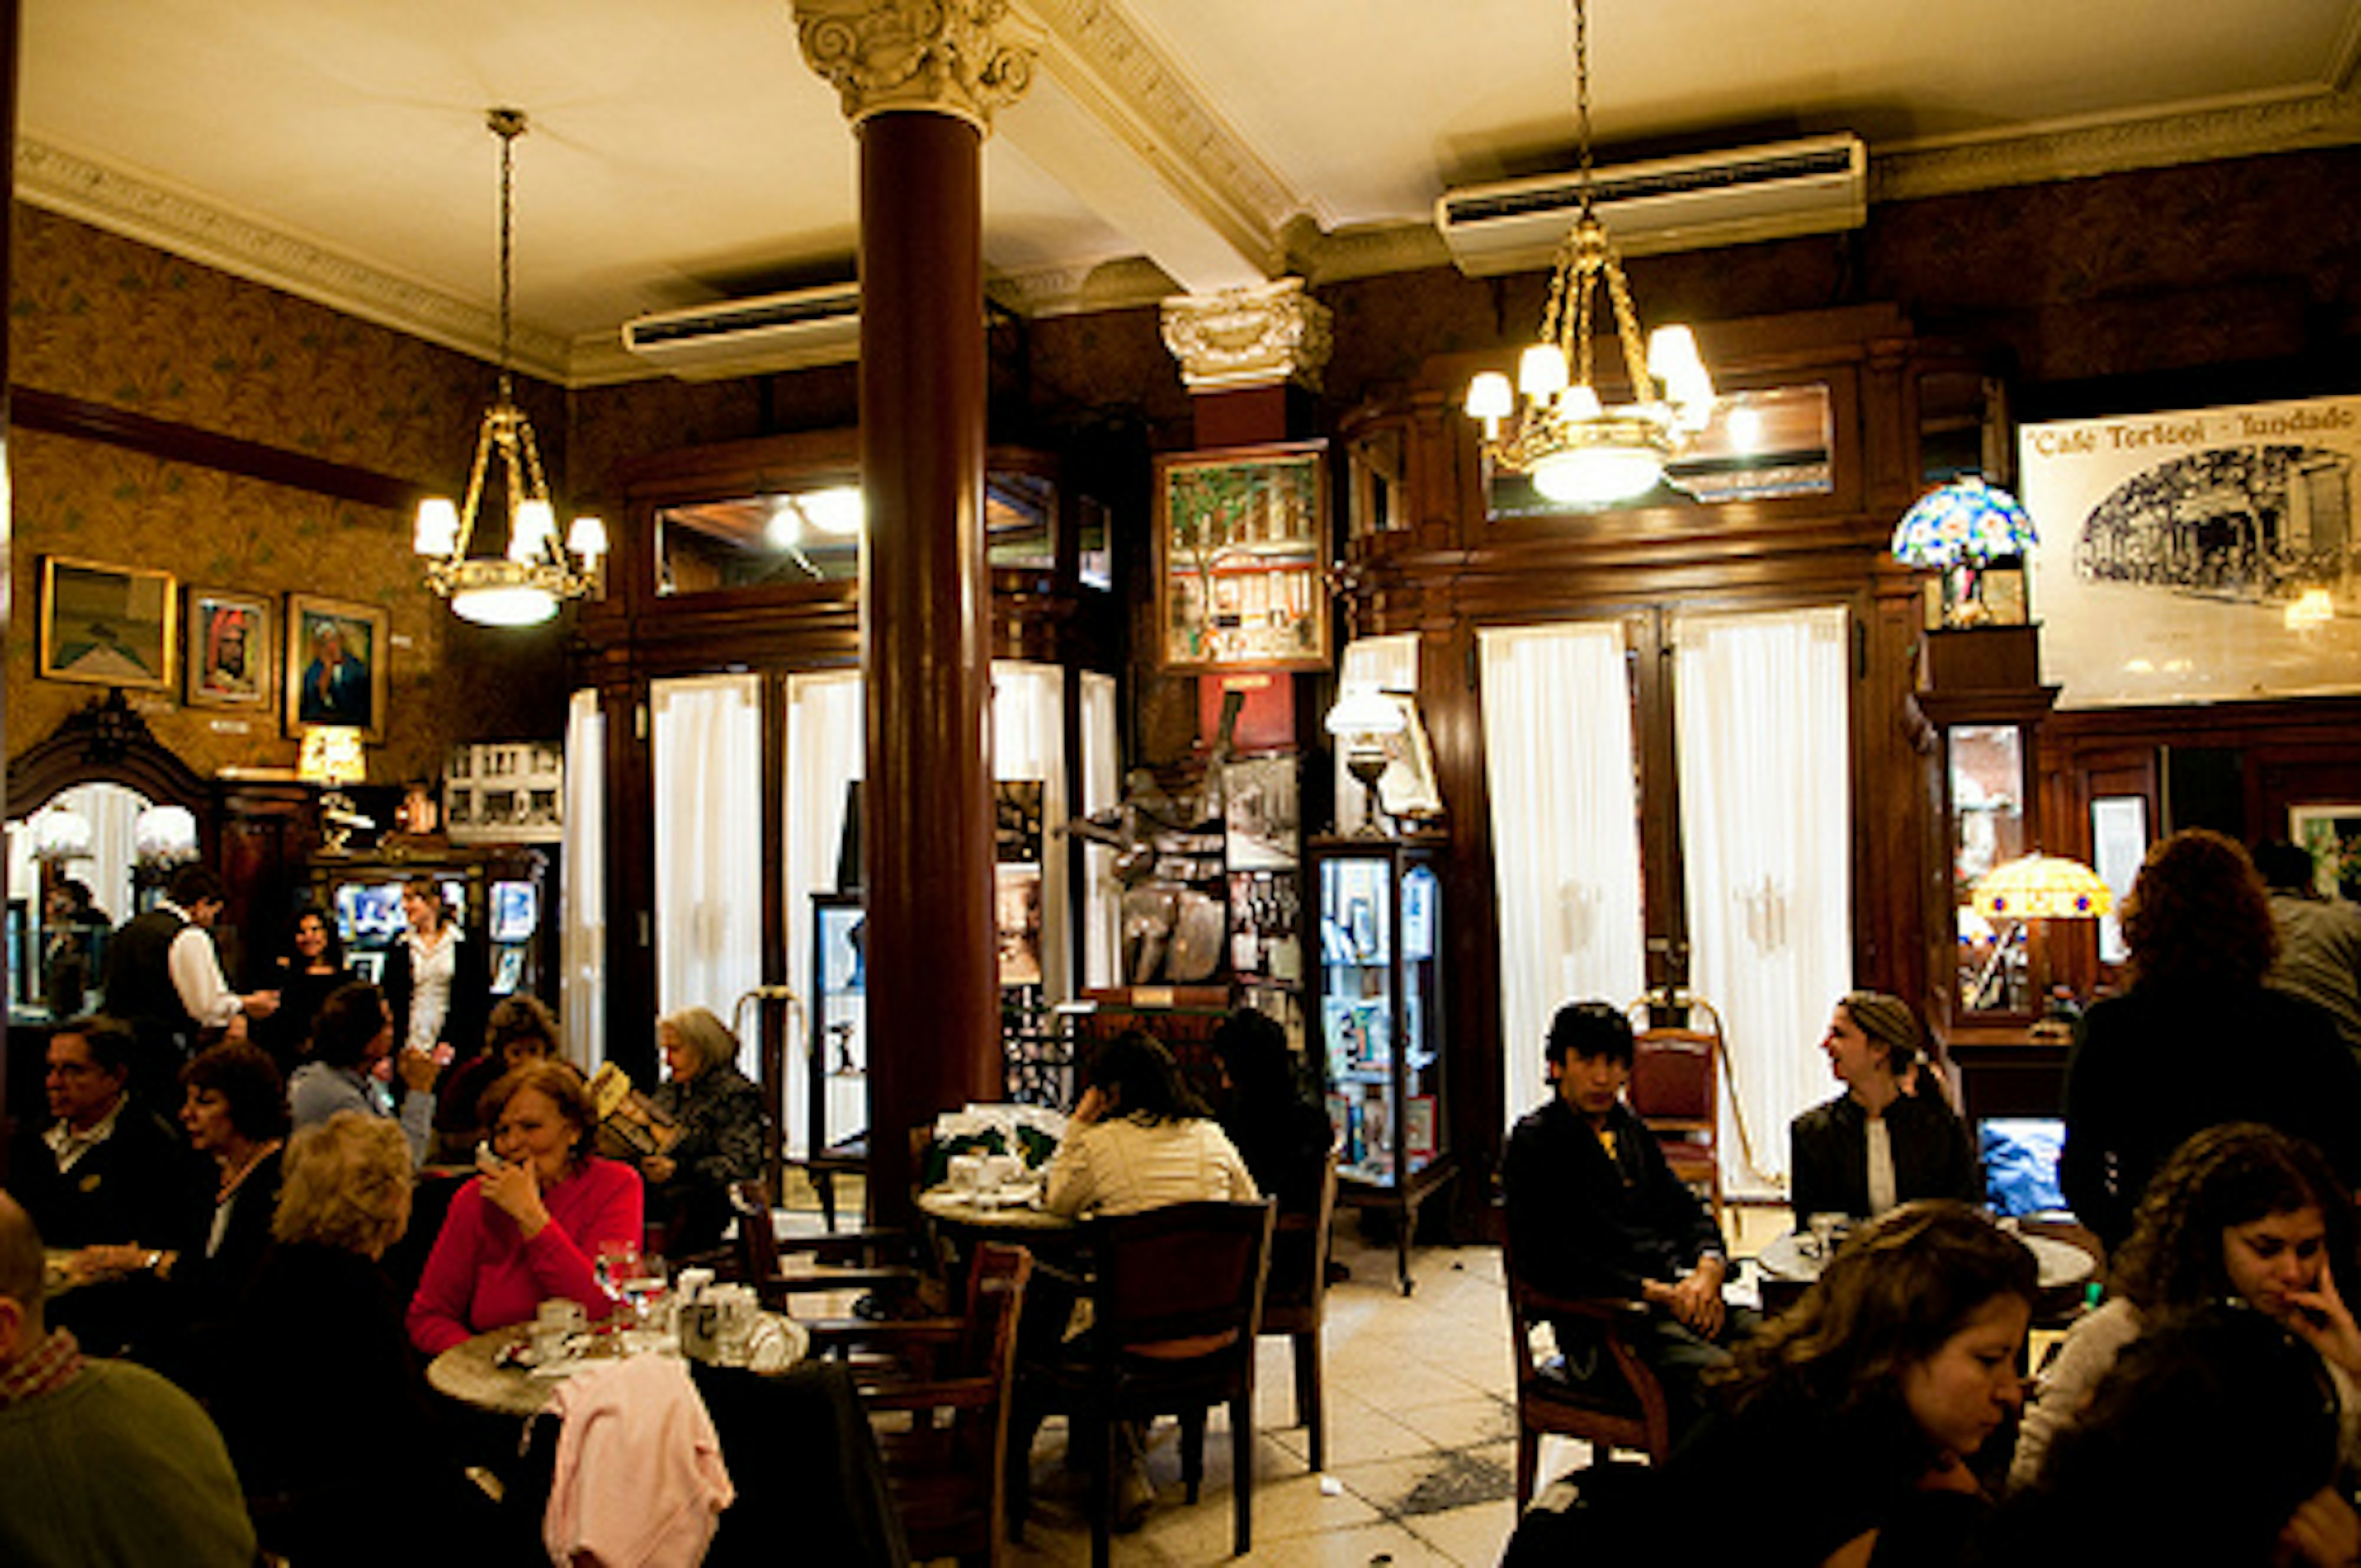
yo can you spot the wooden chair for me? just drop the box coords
[1257,1150,1340,1472]
[823,1241,1035,1567]
[1012,1200,1276,1568]
[1501,1227,1672,1507]
[1626,994,1728,1226]
[718,1178,938,1328]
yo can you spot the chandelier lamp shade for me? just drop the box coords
[30,806,94,863]
[413,109,606,628]
[132,805,201,868]
[1891,476,2039,628]
[1461,0,1715,507]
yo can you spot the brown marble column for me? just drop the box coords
[797,1,1037,1224]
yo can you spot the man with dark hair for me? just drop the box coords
[1500,999,1750,1436]
[0,1189,255,1566]
[2255,838,2361,1057]
[101,862,279,1101]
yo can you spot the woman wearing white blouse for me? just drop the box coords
[1042,1030,1259,1219]
[381,876,489,1063]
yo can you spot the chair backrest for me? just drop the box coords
[729,1178,783,1282]
[1628,1029,1717,1127]
[1261,1149,1339,1331]
[1088,1200,1276,1360]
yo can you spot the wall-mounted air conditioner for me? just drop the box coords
[621,282,861,380]
[1436,133,1866,276]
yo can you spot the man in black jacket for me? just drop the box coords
[101,865,277,1106]
[1501,1000,1750,1436]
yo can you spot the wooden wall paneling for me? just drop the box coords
[1421,616,1502,1230]
[596,663,655,1083]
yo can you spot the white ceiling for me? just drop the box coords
[19,0,2361,386]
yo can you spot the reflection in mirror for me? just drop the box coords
[6,780,151,1016]
[654,472,1064,595]
[1952,725,2027,1012]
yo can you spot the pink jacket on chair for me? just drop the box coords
[544,1355,735,1567]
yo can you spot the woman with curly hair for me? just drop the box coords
[2060,828,2361,1251]
[1523,1202,2036,1566]
[2012,1122,2361,1488]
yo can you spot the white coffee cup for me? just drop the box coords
[948,1153,986,1192]
[979,1153,1023,1190]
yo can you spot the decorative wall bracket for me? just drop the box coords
[794,0,1041,132]
[1160,277,1334,393]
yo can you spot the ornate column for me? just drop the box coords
[1160,276,1332,447]
[796,0,1037,1224]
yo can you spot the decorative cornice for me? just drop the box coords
[793,0,1042,133]
[1874,85,2361,204]
[1160,277,1333,393]
[988,255,1177,319]
[1014,0,1304,275]
[1292,221,1451,287]
[15,137,574,384]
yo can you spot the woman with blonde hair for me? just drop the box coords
[1789,991,1976,1226]
[218,1112,506,1566]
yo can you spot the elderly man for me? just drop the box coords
[9,1018,202,1354]
[101,863,279,1104]
[0,1189,255,1566]
[1500,999,1754,1439]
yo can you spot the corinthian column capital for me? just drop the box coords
[1160,277,1334,394]
[793,0,1042,132]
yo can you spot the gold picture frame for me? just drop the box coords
[285,593,390,742]
[38,556,177,692]
[184,587,274,711]
[1155,440,1331,672]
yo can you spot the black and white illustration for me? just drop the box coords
[2022,395,2360,707]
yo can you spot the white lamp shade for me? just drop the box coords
[1325,684,1407,738]
[1517,343,1570,398]
[568,515,608,558]
[508,498,557,561]
[31,807,93,862]
[1530,445,1664,505]
[452,582,560,627]
[1559,383,1604,421]
[801,486,864,537]
[298,726,367,788]
[414,497,461,557]
[1465,371,1514,422]
[133,805,200,865]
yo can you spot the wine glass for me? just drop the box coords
[593,1238,642,1328]
[621,1254,671,1351]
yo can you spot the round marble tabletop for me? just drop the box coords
[1757,1227,2094,1291]
[426,1326,576,1417]
[917,1184,1078,1233]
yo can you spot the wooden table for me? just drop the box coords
[916,1184,1078,1235]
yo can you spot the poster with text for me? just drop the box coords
[2019,394,2360,708]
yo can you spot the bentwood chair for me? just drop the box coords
[1012,1200,1276,1568]
[1501,1224,1672,1506]
[822,1241,1035,1567]
[1256,1149,1340,1471]
[1626,992,1730,1227]
[719,1178,938,1328]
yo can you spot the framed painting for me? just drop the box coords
[184,587,273,711]
[1154,439,1330,672]
[39,556,176,692]
[285,593,390,741]
[2290,804,2361,901]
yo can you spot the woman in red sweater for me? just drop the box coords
[406,1059,642,1355]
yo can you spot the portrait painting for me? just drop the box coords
[285,594,390,741]
[2290,804,2361,901]
[184,588,273,710]
[39,556,176,692]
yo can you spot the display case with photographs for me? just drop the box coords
[802,892,869,1230]
[306,845,548,999]
[1307,833,1452,1292]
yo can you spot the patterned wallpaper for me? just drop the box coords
[7,207,571,790]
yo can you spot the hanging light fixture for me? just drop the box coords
[414,108,606,628]
[1462,0,1715,506]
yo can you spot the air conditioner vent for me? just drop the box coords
[621,282,861,380]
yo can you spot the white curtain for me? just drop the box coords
[1673,606,1853,1198]
[1335,635,1419,834]
[561,689,607,1069]
[1479,624,1648,1128]
[1078,671,1120,989]
[783,670,864,1160]
[992,662,1072,1000]
[651,674,764,1078]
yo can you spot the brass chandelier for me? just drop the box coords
[414,109,606,628]
[1463,0,1716,506]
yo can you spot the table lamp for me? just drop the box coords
[1324,684,1407,836]
[299,725,373,853]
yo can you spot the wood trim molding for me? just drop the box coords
[10,385,421,513]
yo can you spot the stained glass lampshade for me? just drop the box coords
[1971,853,2113,921]
[1891,477,2038,569]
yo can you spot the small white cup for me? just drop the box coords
[948,1153,986,1192]
[978,1153,1023,1191]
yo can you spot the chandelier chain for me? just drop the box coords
[491,108,523,404]
[1572,0,1592,213]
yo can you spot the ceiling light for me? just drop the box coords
[1462,0,1714,506]
[414,109,604,628]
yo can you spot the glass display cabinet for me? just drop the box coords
[804,892,869,1230]
[1307,833,1453,1293]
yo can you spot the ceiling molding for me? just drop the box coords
[1873,85,2361,203]
[989,255,1177,319]
[15,136,575,385]
[1013,0,1305,279]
